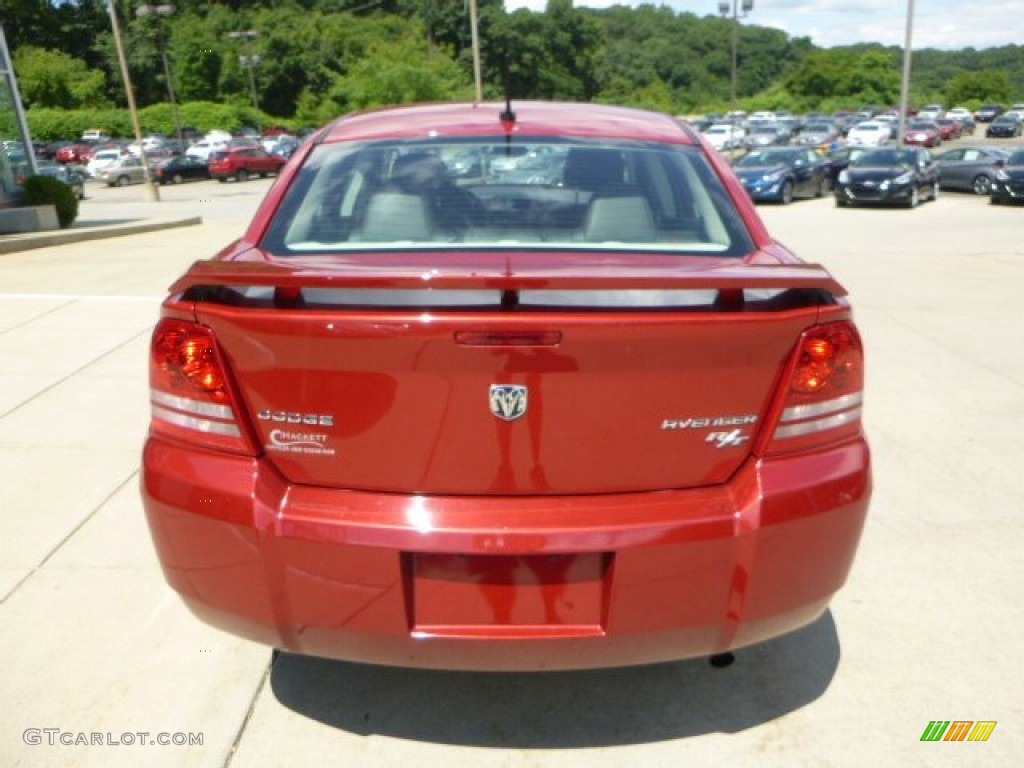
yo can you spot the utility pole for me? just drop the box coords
[106,0,159,201]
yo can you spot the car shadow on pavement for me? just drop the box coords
[269,610,840,746]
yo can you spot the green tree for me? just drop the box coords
[947,70,1012,105]
[332,32,471,110]
[13,47,109,109]
[784,48,901,109]
[483,1,601,101]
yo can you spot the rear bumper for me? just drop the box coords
[142,437,871,670]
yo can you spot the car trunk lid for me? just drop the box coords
[171,254,843,495]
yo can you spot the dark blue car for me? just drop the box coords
[732,147,830,204]
[990,149,1024,205]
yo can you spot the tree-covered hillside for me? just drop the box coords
[3,0,1022,137]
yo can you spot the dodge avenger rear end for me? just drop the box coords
[141,101,871,671]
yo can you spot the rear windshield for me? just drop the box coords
[262,138,754,257]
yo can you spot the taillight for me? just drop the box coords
[148,318,256,455]
[764,321,864,456]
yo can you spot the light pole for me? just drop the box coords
[105,0,159,201]
[897,0,916,144]
[717,0,754,116]
[228,30,260,112]
[136,3,183,150]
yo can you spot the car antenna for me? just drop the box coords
[499,56,516,153]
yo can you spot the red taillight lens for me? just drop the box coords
[765,322,865,456]
[148,318,255,455]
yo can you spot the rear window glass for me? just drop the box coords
[262,138,754,257]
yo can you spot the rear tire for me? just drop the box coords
[172,173,184,185]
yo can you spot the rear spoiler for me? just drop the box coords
[169,258,847,298]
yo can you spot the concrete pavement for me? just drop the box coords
[1,178,1022,767]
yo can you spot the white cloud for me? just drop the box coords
[503,0,1024,50]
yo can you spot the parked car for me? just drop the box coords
[834,146,939,208]
[207,146,286,182]
[185,138,227,161]
[81,129,111,143]
[96,155,146,186]
[846,120,892,147]
[934,146,1011,195]
[743,124,790,149]
[265,134,301,158]
[903,120,943,148]
[917,104,944,121]
[985,115,1023,138]
[935,118,963,141]
[152,155,211,185]
[990,149,1024,205]
[795,121,840,149]
[86,147,128,178]
[824,146,872,189]
[702,122,745,151]
[35,162,86,199]
[140,100,872,671]
[951,114,977,136]
[732,146,830,203]
[974,104,1004,122]
[55,143,95,165]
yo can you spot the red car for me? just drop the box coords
[142,101,871,671]
[208,145,286,182]
[935,118,963,141]
[903,120,942,147]
[55,142,95,165]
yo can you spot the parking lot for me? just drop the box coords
[1,174,1022,767]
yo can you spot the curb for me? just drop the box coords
[0,216,203,255]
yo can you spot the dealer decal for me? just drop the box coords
[266,429,337,456]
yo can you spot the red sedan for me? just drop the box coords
[935,118,964,141]
[903,120,943,147]
[142,101,871,671]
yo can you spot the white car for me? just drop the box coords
[702,123,745,151]
[85,148,126,178]
[946,107,972,119]
[917,104,944,121]
[186,139,227,161]
[846,120,892,147]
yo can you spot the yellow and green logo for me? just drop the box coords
[921,721,997,742]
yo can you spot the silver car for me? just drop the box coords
[96,156,146,187]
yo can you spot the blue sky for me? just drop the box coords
[502,0,1023,50]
